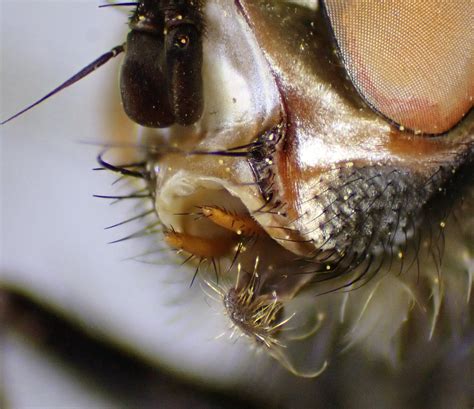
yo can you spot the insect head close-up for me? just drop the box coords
[1,1,473,408]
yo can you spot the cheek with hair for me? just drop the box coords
[2,1,473,408]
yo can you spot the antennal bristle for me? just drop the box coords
[99,2,138,8]
[1,45,125,126]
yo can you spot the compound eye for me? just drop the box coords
[323,1,473,134]
[165,24,204,126]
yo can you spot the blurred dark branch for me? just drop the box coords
[0,285,262,409]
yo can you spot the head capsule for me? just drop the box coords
[121,0,204,128]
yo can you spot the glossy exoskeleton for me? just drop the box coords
[2,0,473,391]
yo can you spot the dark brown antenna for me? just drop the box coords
[1,45,125,125]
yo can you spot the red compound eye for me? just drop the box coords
[323,1,473,135]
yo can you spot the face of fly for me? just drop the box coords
[2,0,473,401]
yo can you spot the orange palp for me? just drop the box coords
[200,206,265,238]
[164,230,233,259]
